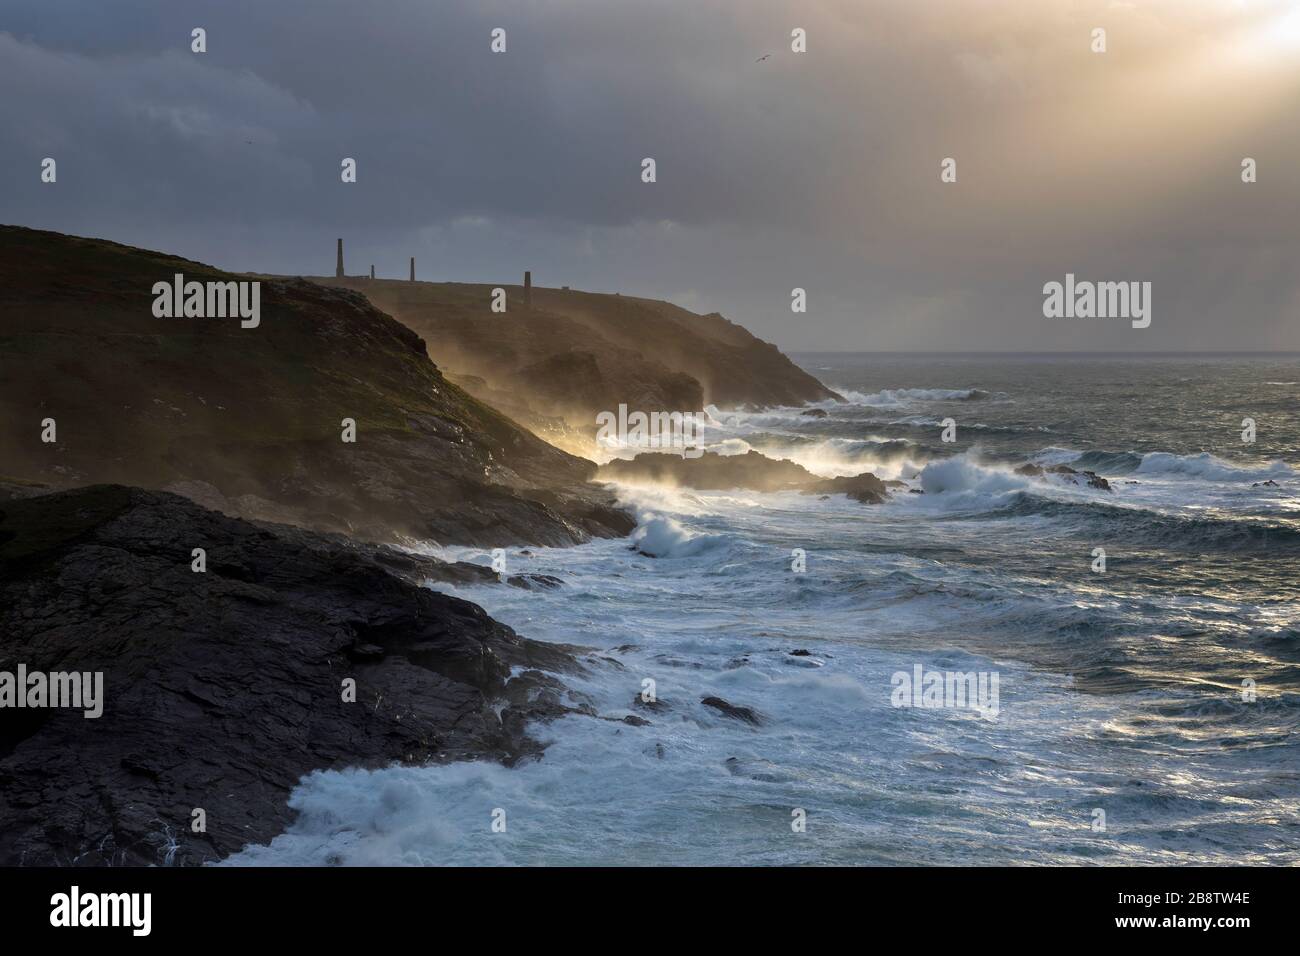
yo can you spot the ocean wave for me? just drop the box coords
[1029,447,1144,473]
[629,513,732,559]
[834,386,994,408]
[1134,452,1294,483]
[917,456,1030,500]
[709,437,754,456]
[1029,447,1294,482]
[884,415,1020,433]
[993,494,1300,552]
[911,454,1300,550]
[913,454,1120,507]
[759,435,923,480]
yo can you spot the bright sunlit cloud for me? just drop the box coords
[1266,5,1300,47]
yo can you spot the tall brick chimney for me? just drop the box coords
[335,238,344,278]
[409,257,415,282]
[524,270,532,310]
[370,265,375,280]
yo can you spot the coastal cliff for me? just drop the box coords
[0,225,633,547]
[313,276,840,445]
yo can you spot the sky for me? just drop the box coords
[2,0,1298,351]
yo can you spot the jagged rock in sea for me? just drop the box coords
[1016,462,1112,491]
[701,696,763,725]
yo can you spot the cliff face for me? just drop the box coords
[0,485,590,866]
[312,277,841,440]
[0,226,633,546]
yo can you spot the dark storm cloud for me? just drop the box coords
[2,0,1298,350]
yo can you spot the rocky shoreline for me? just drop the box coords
[0,485,598,865]
[0,225,860,867]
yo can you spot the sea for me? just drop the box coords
[227,354,1300,866]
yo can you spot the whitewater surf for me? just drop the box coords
[227,353,1300,866]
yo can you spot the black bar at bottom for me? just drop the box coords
[0,865,1277,942]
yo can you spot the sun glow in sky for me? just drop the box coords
[1232,0,1300,49]
[3,0,1299,351]
[1265,5,1300,46]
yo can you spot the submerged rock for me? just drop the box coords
[701,696,763,725]
[506,573,564,590]
[631,694,669,714]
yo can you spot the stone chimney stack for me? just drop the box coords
[370,265,375,280]
[524,270,532,310]
[335,238,344,278]
[409,257,415,282]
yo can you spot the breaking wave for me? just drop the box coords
[834,386,995,407]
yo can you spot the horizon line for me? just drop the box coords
[787,349,1300,356]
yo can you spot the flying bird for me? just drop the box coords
[756,54,771,61]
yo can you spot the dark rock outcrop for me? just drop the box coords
[701,696,763,726]
[1081,471,1112,491]
[0,485,584,866]
[1016,462,1111,491]
[812,473,891,504]
[598,450,889,504]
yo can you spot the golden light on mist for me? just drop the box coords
[1263,5,1300,47]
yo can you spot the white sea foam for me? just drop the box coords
[835,386,989,407]
[221,362,1300,867]
[710,437,753,456]
[756,436,922,480]
[918,455,1029,500]
[629,512,731,558]
[1134,451,1294,482]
